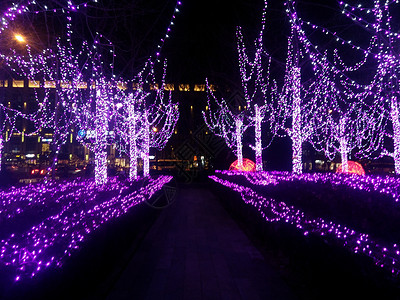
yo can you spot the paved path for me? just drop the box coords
[106,183,296,300]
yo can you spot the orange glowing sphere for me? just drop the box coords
[336,161,365,176]
[229,158,256,172]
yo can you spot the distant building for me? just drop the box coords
[0,78,225,179]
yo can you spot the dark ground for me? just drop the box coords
[104,182,295,300]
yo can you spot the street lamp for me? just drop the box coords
[14,33,26,43]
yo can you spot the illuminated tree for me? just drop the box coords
[3,8,92,179]
[297,0,396,172]
[278,20,316,174]
[115,90,148,181]
[280,0,385,174]
[203,82,250,170]
[0,105,23,171]
[345,0,400,174]
[139,65,179,177]
[139,94,179,177]
[115,60,180,179]
[0,0,36,172]
[75,46,125,185]
[204,0,278,171]
[235,0,279,171]
[310,54,370,173]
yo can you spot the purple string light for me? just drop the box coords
[0,175,172,281]
[211,171,400,276]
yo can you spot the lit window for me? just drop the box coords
[42,144,50,153]
[209,84,217,91]
[150,84,159,90]
[44,81,56,88]
[28,80,40,88]
[77,82,87,89]
[179,84,190,92]
[0,80,8,87]
[12,80,24,88]
[194,84,205,92]
[132,83,141,90]
[117,82,127,90]
[61,81,71,89]
[165,84,174,91]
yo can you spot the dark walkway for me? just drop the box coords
[105,184,296,300]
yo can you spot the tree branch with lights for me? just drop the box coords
[138,62,179,177]
[235,0,280,171]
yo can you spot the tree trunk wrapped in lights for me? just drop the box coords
[235,118,244,168]
[339,117,349,173]
[128,107,138,180]
[77,74,123,186]
[126,93,147,180]
[115,90,148,181]
[236,0,279,171]
[142,111,151,177]
[94,86,109,186]
[390,96,400,174]
[253,105,263,171]
[279,25,314,175]
[290,66,303,174]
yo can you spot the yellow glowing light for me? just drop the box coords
[14,34,25,43]
[152,127,158,133]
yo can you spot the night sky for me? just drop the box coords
[2,0,379,85]
[147,0,355,84]
[74,0,358,84]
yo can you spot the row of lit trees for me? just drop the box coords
[204,0,399,175]
[0,2,179,185]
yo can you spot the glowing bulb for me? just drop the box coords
[14,34,25,43]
